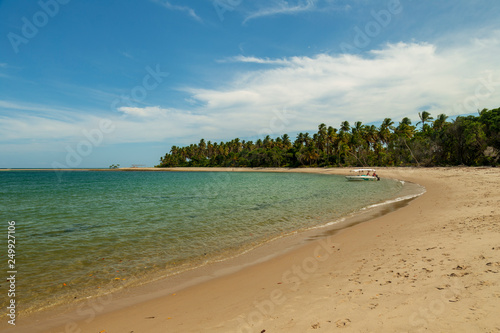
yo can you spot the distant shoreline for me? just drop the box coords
[2,166,495,171]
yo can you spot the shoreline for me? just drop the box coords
[2,167,499,332]
[2,168,420,327]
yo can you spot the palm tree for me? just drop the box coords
[378,118,394,145]
[281,134,292,150]
[351,121,364,145]
[417,111,434,130]
[198,139,206,158]
[232,138,242,153]
[364,125,378,148]
[255,139,263,149]
[263,135,272,148]
[396,117,419,165]
[158,107,500,168]
[244,140,254,151]
[295,133,305,147]
[348,121,365,164]
[303,132,311,146]
[326,126,337,157]
[317,123,328,153]
[206,141,214,159]
[340,121,350,133]
[433,114,448,130]
[336,138,350,166]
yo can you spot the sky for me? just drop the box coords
[0,0,499,168]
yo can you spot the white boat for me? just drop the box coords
[345,169,380,181]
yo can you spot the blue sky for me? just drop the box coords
[1,0,499,168]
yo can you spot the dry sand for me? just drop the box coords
[4,167,500,333]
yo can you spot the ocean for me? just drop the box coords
[0,170,417,315]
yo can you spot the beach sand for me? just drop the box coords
[4,167,499,332]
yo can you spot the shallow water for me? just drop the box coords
[0,170,409,314]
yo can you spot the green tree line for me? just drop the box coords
[157,107,500,168]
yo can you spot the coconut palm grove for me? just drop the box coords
[158,107,500,168]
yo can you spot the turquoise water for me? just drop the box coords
[0,170,406,314]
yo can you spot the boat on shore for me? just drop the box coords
[345,169,380,181]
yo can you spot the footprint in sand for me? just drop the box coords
[335,318,351,328]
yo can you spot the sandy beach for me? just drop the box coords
[4,167,500,333]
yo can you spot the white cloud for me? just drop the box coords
[118,106,169,118]
[0,115,83,142]
[2,33,500,150]
[241,0,351,24]
[243,0,317,24]
[219,55,289,65]
[121,51,134,60]
[153,0,202,22]
[190,37,500,133]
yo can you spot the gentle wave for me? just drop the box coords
[362,183,426,210]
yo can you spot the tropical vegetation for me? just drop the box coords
[157,107,500,168]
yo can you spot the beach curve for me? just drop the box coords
[2,167,499,333]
